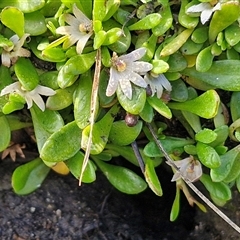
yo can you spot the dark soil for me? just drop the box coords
[0,152,240,240]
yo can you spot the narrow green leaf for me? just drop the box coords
[145,158,162,196]
[147,95,172,119]
[144,137,195,158]
[170,187,180,221]
[0,115,11,151]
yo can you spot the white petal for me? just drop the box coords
[9,35,19,45]
[24,94,33,109]
[64,13,80,28]
[14,33,30,51]
[1,82,21,96]
[63,34,79,49]
[33,85,56,96]
[120,47,146,62]
[130,61,153,73]
[56,26,72,35]
[73,4,91,24]
[76,33,92,54]
[155,85,163,99]
[1,52,11,68]
[128,71,147,88]
[106,68,119,97]
[158,74,172,92]
[119,78,132,99]
[171,172,181,182]
[186,3,210,13]
[201,9,214,24]
[212,2,221,11]
[16,48,31,58]
[31,94,45,111]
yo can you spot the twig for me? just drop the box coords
[131,141,145,174]
[146,122,240,234]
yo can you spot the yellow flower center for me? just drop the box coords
[79,22,92,34]
[112,52,127,72]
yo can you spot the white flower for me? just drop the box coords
[1,82,56,111]
[55,4,93,54]
[186,2,221,24]
[1,34,31,67]
[144,73,172,99]
[106,47,153,99]
[169,156,202,182]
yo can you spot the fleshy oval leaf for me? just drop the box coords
[12,158,50,195]
[40,121,82,162]
[109,120,143,146]
[95,159,147,194]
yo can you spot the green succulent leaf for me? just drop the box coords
[109,120,143,146]
[40,121,82,162]
[195,128,217,144]
[24,11,47,35]
[58,51,97,89]
[1,7,24,37]
[144,137,195,158]
[170,187,180,221]
[209,1,240,43]
[117,85,146,115]
[196,142,221,169]
[200,173,232,206]
[0,115,11,151]
[144,158,162,196]
[74,70,99,129]
[30,104,64,152]
[183,60,240,91]
[14,58,39,91]
[65,151,96,183]
[81,105,119,155]
[94,159,147,194]
[210,145,240,182]
[46,84,76,110]
[12,158,50,195]
[168,90,220,119]
[147,95,172,119]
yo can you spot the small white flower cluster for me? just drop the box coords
[1,34,31,68]
[106,47,172,100]
[1,82,56,111]
[168,155,202,182]
[0,33,55,111]
[55,4,93,55]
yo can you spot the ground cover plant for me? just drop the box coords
[0,0,240,233]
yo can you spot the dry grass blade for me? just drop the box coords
[79,49,101,185]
